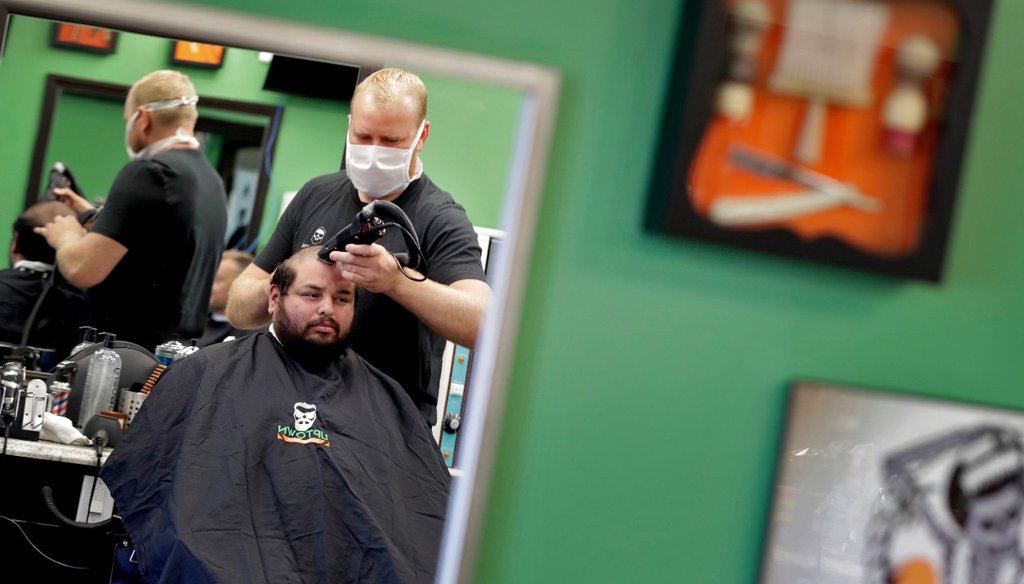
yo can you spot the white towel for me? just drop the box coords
[40,412,92,445]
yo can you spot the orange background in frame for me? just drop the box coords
[688,0,960,258]
[54,24,116,50]
[172,41,225,66]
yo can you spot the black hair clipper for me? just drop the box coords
[317,202,388,264]
[44,161,85,200]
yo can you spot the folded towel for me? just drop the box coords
[40,412,91,445]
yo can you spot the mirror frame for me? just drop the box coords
[27,73,280,247]
[0,1,561,582]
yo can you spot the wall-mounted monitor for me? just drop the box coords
[262,55,361,102]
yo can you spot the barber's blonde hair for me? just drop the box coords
[352,68,427,123]
[221,249,254,272]
[127,70,199,128]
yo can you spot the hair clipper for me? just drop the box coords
[317,202,388,264]
[44,161,85,200]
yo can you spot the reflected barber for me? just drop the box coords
[226,67,491,426]
[35,69,227,352]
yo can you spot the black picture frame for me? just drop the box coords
[49,22,118,54]
[169,40,225,69]
[644,0,994,282]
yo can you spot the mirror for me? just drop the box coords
[0,0,560,582]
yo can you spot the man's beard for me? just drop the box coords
[274,300,351,367]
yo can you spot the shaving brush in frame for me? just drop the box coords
[882,35,942,157]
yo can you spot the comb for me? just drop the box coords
[140,364,168,395]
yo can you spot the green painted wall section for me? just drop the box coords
[5,0,1024,582]
[0,15,517,256]
[44,94,125,203]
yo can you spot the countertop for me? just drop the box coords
[0,437,111,466]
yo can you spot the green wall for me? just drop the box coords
[43,94,262,210]
[180,1,1024,582]
[6,1,1024,582]
[44,94,124,203]
[0,15,518,255]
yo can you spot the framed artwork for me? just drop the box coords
[645,0,994,282]
[761,380,1024,583]
[50,23,118,54]
[170,40,225,69]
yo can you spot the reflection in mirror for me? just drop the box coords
[0,1,559,582]
[30,73,280,248]
[3,16,523,250]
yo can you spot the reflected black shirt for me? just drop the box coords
[87,149,226,351]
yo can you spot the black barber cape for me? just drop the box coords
[100,333,451,584]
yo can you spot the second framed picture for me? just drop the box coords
[762,380,1024,583]
[170,40,225,69]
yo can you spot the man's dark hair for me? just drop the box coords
[270,245,358,306]
[270,246,325,295]
[13,201,75,263]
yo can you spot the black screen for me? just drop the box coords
[262,55,361,102]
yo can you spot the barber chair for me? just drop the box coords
[62,341,160,428]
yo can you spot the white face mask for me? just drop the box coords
[345,120,425,199]
[125,96,201,160]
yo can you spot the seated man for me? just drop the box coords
[198,249,256,347]
[0,201,84,363]
[100,246,450,584]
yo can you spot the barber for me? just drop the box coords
[36,69,227,352]
[227,68,490,426]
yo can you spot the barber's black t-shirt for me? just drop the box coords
[255,171,485,425]
[86,149,227,351]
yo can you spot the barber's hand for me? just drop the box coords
[330,243,402,293]
[34,214,86,250]
[51,187,96,214]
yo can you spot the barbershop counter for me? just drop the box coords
[0,437,123,583]
[2,436,111,465]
